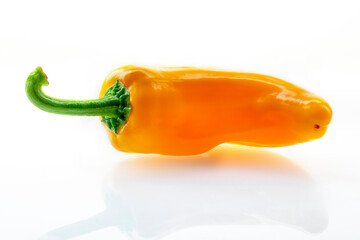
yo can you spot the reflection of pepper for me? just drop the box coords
[26,65,332,155]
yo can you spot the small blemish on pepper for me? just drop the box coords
[314,124,320,129]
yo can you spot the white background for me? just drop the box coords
[1,0,360,239]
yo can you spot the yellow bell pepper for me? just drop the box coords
[26,65,332,155]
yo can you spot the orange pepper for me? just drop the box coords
[26,65,332,155]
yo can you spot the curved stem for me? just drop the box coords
[25,67,132,133]
[26,67,119,117]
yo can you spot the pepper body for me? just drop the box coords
[99,65,332,155]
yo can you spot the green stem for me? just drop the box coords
[25,67,132,133]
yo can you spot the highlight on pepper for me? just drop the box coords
[25,65,332,155]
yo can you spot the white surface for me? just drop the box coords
[40,149,329,240]
[1,0,360,239]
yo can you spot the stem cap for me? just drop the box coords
[101,80,132,133]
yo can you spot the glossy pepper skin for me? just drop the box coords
[26,65,332,156]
